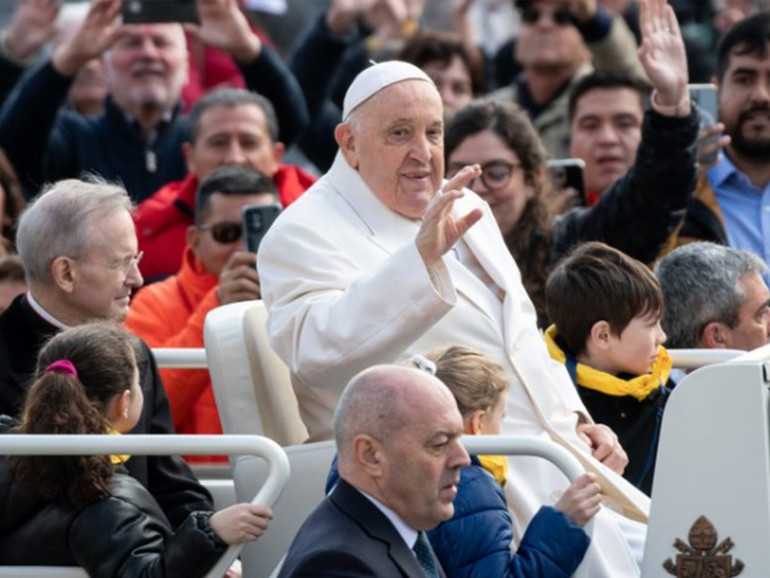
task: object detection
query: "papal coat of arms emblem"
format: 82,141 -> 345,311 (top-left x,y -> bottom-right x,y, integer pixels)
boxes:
663,516 -> 744,578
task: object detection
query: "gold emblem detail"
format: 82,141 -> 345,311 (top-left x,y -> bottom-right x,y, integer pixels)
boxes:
663,516 -> 744,577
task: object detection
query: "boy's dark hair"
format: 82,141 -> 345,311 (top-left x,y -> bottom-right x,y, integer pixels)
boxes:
195,166 -> 278,225
717,12 -> 770,81
545,242 -> 664,355
568,70 -> 652,121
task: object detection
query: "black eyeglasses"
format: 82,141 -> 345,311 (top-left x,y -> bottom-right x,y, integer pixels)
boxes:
199,221 -> 242,244
446,161 -> 522,191
521,6 -> 573,26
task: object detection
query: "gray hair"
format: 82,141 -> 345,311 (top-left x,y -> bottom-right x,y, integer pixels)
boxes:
188,88 -> 280,143
17,177 -> 132,283
654,243 -> 768,348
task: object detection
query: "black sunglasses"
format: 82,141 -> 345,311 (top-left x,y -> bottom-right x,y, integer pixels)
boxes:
199,221 -> 243,244
521,6 -> 572,26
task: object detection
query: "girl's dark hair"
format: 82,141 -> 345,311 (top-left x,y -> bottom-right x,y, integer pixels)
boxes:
11,322 -> 139,507
445,100 -> 554,323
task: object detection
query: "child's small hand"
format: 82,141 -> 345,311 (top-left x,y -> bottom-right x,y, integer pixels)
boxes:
209,503 -> 274,545
555,473 -> 602,527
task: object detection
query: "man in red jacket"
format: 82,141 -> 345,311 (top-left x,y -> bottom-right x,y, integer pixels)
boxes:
134,88 -> 315,284
127,166 -> 278,462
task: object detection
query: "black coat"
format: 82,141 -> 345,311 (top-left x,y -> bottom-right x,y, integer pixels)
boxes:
0,294 -> 212,527
0,465 -> 226,578
549,105 -> 701,267
278,479 -> 446,578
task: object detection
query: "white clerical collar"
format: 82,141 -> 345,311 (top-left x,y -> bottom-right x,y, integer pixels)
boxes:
26,291 -> 69,330
358,489 -> 419,549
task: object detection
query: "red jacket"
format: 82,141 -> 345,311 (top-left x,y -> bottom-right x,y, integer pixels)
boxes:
125,248 -> 223,463
134,165 -> 315,283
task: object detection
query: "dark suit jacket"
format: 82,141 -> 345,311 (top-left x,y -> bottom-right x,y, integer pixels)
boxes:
278,478 -> 445,578
0,294 -> 212,527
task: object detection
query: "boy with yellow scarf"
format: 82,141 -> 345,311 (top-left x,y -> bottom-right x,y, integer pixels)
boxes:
545,242 -> 672,496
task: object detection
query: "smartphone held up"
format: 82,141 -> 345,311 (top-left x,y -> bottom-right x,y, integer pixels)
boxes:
122,0 -> 199,24
242,203 -> 282,254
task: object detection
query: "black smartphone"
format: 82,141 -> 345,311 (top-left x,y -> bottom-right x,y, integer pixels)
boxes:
122,0 -> 199,24
242,203 -> 282,253
547,158 -> 586,206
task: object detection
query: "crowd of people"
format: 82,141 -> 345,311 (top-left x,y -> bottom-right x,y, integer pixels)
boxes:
1,0 -> 770,576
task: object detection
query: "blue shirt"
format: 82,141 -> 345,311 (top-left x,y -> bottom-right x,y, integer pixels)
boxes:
708,155 -> 770,286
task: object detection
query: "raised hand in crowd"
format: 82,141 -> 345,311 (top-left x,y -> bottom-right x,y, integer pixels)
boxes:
3,0 -> 61,62
189,0 -> 262,64
52,0 -> 123,77
637,0 -> 690,117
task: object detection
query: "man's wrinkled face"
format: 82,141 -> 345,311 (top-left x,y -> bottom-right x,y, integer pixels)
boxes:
337,80 -> 445,220
376,380 -> 470,530
515,0 -> 589,72
105,24 -> 187,117
186,104 -> 283,182
69,209 -> 143,323
570,87 -> 643,194
724,271 -> 770,351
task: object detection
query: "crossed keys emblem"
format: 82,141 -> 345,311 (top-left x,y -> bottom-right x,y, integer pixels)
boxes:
663,516 -> 744,578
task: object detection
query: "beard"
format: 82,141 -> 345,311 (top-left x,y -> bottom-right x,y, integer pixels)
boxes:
728,108 -> 770,161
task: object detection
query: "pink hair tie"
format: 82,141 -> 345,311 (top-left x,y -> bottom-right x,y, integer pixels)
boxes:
44,360 -> 78,378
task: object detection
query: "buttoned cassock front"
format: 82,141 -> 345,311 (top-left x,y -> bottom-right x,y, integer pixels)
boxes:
259,152 -> 649,577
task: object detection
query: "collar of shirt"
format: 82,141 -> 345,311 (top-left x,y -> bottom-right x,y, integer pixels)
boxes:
357,488 -> 419,549
707,153 -> 742,190
26,291 -> 68,330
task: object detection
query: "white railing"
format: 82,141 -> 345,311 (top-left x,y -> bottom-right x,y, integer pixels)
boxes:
0,435 -> 290,578
153,347 -> 768,372
152,348 -> 208,368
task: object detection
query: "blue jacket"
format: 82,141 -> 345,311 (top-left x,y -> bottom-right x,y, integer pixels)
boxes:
427,456 -> 590,578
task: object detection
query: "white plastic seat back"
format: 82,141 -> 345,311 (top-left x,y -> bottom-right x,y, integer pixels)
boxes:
642,361 -> 770,577
0,434 -> 289,578
233,440 -> 336,578
204,301 -> 308,445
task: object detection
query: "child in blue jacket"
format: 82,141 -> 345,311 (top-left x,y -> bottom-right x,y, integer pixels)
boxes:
417,346 -> 599,578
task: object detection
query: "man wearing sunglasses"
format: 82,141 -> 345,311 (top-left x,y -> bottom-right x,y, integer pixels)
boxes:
126,166 -> 278,461
490,0 -> 643,159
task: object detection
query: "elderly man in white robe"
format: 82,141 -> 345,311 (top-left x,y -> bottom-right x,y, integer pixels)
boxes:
259,0 -> 689,573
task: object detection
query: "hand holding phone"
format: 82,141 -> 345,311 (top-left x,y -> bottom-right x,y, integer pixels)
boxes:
242,203 -> 282,254
547,158 -> 587,207
689,83 -> 722,166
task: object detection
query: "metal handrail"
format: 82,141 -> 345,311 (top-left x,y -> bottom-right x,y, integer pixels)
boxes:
461,435 -> 593,578
0,434 -> 290,578
152,347 -> 761,371
152,348 -> 208,368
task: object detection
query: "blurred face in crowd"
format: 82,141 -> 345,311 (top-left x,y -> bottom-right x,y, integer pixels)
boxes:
447,129 -> 535,236
188,192 -> 276,276
421,56 -> 474,119
104,24 -> 187,117
570,87 -> 644,194
515,0 -> 589,72
719,46 -> 770,161
69,58 -> 109,116
185,104 -> 284,182
336,80 -> 445,220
